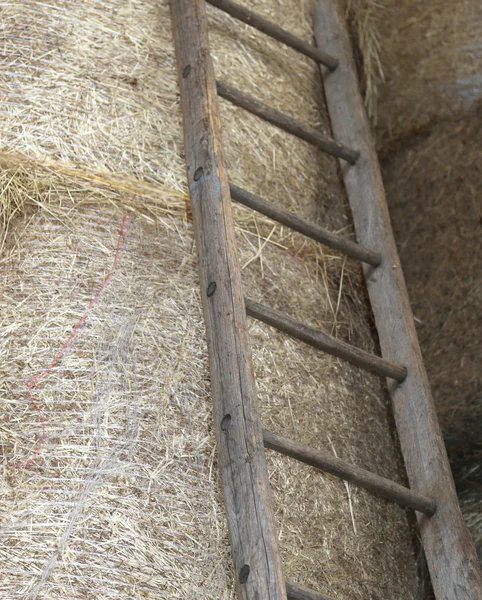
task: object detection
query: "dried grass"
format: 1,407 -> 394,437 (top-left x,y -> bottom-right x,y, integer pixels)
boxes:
373,0 -> 482,148
1,0 -> 420,598
342,0 -> 386,125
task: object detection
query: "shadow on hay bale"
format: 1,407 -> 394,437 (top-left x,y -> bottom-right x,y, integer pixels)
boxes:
382,106 -> 482,558
373,0 -> 482,147
348,0 -> 482,560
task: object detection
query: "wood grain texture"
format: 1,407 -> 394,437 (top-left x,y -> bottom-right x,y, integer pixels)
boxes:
285,581 -> 336,600
216,80 -> 359,164
206,0 -> 338,70
245,299 -> 407,381
230,183 -> 381,266
263,430 -> 436,515
170,1 -> 286,598
314,2 -> 482,598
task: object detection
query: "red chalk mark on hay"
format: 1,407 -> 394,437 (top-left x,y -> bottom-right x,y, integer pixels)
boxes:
13,211 -> 131,469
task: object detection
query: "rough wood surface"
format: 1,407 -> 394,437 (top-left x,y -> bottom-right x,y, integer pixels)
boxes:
206,0 -> 338,70
245,299 -> 407,381
263,430 -> 436,515
230,183 -> 381,266
286,581 -> 336,600
216,80 -> 359,164
314,2 -> 482,598
171,1 -> 286,598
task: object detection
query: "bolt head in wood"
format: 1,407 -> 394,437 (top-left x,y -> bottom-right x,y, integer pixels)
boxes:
221,414 -> 231,431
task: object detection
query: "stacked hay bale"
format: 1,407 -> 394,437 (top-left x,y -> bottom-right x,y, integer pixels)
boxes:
374,0 -> 482,148
344,0 -> 482,148
352,0 -> 482,558
0,1 -> 420,598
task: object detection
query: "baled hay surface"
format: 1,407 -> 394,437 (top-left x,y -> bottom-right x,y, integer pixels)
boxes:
1,195 -> 233,599
339,0 -> 386,125
383,110 -> 482,556
1,0 -> 419,598
373,0 -> 482,148
0,165 -> 418,600
0,0 -> 185,191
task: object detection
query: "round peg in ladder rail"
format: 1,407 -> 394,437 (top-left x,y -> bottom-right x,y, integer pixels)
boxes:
285,581 -> 337,600
263,430 -> 436,516
245,299 -> 407,382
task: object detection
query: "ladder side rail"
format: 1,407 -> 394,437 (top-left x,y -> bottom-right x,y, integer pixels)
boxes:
170,1 -> 287,598
314,3 -> 482,598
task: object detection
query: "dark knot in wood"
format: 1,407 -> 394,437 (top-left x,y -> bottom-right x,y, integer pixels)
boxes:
239,564 -> 250,584
221,414 -> 232,431
193,166 -> 204,181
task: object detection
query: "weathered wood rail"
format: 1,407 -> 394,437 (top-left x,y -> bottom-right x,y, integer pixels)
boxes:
170,1 -> 286,598
170,0 -> 482,598
314,3 -> 482,598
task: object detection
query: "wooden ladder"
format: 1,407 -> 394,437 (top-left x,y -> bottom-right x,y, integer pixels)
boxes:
170,1 -> 482,599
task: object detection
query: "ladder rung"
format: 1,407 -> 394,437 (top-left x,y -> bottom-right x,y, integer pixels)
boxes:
245,299 -> 407,382
206,0 -> 338,71
264,430 -> 436,516
286,580 -> 335,600
230,183 -> 381,266
216,80 -> 359,164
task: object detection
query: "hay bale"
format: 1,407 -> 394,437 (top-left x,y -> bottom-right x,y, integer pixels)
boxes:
382,109 -> 482,557
1,0 -> 420,597
372,0 -> 482,147
338,0 -> 386,127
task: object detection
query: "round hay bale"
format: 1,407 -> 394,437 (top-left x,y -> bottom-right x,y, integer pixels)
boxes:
1,0 -> 420,598
373,0 -> 482,147
382,108 -> 482,557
